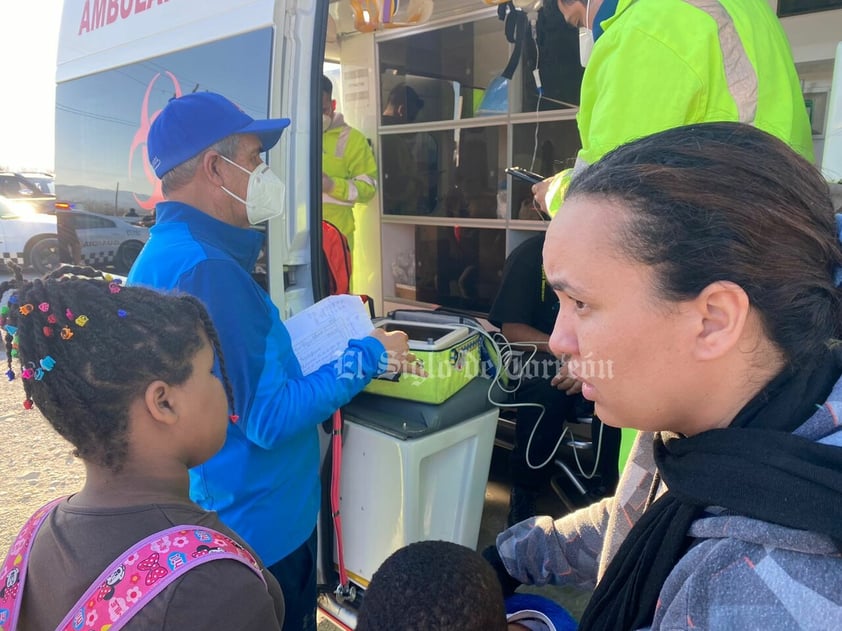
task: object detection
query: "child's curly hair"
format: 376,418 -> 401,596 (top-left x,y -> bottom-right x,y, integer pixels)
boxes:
1,263 -> 234,473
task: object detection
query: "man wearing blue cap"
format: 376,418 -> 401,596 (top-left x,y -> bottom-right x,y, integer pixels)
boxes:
128,91 -> 411,631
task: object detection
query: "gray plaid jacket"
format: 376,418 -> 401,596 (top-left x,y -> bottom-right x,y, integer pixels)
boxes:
497,377 -> 842,630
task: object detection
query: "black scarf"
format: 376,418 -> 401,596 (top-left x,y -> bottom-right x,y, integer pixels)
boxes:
578,347 -> 842,631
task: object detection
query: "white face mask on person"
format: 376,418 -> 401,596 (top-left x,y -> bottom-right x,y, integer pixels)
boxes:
578,0 -> 593,67
219,155 -> 286,225
323,114 -> 333,130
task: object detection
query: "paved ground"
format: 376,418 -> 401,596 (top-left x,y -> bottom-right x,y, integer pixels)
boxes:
0,373 -> 86,556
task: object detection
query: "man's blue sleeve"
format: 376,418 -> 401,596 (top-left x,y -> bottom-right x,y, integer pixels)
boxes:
181,259 -> 386,449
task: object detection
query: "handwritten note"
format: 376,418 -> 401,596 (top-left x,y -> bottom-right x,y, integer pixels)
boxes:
285,294 -> 374,376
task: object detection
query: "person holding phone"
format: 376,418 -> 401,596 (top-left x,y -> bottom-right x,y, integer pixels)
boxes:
507,167 -> 553,221
506,167 -> 545,186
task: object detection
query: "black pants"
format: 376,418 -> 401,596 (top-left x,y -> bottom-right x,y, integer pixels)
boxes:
268,527 -> 318,631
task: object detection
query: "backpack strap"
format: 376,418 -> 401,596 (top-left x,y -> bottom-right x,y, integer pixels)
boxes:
55,525 -> 266,631
0,497 -> 66,631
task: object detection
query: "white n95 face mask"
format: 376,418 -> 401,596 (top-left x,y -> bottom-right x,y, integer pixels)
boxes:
219,156 -> 286,225
579,0 -> 593,67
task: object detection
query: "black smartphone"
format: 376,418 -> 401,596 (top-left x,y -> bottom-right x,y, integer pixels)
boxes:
505,166 -> 545,185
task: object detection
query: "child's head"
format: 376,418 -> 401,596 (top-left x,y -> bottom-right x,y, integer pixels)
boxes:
1,264 -> 234,473
355,540 -> 507,631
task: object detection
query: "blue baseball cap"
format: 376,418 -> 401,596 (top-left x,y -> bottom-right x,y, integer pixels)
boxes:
147,92 -> 291,178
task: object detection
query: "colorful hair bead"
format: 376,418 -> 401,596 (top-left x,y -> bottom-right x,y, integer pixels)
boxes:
60,326 -> 74,340
229,415 -> 240,424
43,326 -> 53,337
21,367 -> 34,380
0,306 -> 8,316
109,282 -> 122,294
40,356 -> 56,371
9,295 -> 18,305
117,309 -> 127,318
34,368 -> 45,381
75,315 -> 89,327
4,325 -> 17,335
23,399 -> 33,410
0,317 -> 5,327
10,349 -> 18,358
65,308 -> 74,320
47,314 -> 57,324
5,369 -> 14,381
19,304 -> 34,316
38,302 -> 50,313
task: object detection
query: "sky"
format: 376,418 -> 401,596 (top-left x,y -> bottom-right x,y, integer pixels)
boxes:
0,1 -> 64,172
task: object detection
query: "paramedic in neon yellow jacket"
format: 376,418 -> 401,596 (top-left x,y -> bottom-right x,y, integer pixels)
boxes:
537,0 -> 814,214
322,75 -> 378,251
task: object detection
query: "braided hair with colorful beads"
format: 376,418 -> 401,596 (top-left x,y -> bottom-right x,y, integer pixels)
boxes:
0,263 -> 236,472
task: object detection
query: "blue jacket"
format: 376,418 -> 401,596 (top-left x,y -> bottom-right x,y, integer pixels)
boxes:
128,201 -> 386,565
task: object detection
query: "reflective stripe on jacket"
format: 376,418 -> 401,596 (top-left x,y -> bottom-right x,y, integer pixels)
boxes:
546,0 -> 813,212
322,114 -> 378,240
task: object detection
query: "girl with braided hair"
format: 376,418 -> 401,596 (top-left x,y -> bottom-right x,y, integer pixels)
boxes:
0,263 -> 284,629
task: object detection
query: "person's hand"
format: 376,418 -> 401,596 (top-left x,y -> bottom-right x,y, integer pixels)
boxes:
551,359 -> 581,395
530,177 -> 552,215
322,172 -> 335,194
369,328 -> 426,376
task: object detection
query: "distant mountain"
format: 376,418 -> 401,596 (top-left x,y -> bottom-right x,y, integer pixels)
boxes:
55,184 -> 154,217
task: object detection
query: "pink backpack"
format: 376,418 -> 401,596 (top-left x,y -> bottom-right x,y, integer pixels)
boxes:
0,498 -> 265,631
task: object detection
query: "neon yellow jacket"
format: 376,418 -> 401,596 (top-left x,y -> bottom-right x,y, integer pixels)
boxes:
546,0 -> 813,212
322,113 -> 378,244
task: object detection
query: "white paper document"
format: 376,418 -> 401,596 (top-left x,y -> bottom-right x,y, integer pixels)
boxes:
284,294 -> 374,376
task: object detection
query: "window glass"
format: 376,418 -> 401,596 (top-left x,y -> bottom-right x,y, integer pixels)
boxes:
517,10 -> 584,114
509,119 -> 580,220
378,17 -> 510,123
777,0 -> 842,16
0,174 -> 39,198
55,28 -> 273,217
415,226 -> 506,313
71,213 -> 114,230
381,125 -> 506,217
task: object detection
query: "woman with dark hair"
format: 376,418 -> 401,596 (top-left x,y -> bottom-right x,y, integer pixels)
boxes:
486,122 -> 842,629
